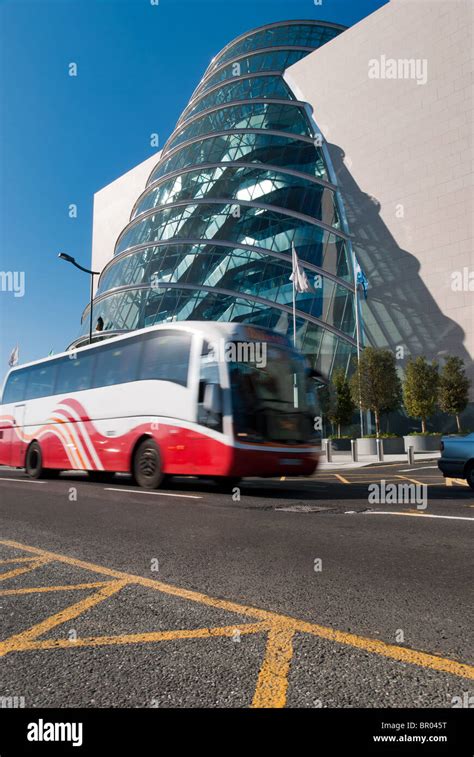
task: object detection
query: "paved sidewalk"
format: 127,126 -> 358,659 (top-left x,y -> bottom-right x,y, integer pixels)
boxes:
318,452 -> 440,470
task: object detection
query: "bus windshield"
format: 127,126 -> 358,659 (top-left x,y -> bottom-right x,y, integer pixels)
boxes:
229,343 -> 317,444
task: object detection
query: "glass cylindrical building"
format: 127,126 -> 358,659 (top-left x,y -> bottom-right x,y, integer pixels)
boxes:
75,20 -> 359,377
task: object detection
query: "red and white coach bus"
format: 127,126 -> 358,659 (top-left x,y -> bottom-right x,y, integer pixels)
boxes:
0,322 -> 319,489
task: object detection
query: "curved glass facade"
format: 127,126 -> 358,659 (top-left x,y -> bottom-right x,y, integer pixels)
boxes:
78,19 -> 358,377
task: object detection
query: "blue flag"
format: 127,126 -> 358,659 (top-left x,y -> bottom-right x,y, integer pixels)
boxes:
353,255 -> 369,299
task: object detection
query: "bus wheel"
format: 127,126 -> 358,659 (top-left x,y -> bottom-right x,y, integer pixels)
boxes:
133,439 -> 164,489
25,441 -> 44,479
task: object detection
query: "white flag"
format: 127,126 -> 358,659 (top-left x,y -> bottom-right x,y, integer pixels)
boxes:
290,242 -> 311,293
8,345 -> 19,367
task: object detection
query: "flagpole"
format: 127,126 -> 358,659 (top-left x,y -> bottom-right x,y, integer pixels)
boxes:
292,277 -> 296,348
354,259 -> 364,438
291,242 -> 297,347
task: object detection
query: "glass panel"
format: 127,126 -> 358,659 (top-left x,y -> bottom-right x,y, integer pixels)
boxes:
164,101 -> 312,154
149,133 -> 327,184
80,289 -> 356,362
182,75 -> 292,124
116,203 -> 349,278
207,24 -> 343,73
135,166 -> 339,226
194,49 -> 310,99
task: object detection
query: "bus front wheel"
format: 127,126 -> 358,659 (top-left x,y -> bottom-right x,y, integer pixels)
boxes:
133,439 -> 164,489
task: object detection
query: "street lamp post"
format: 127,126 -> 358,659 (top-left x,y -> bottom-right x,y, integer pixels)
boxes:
58,253 -> 100,346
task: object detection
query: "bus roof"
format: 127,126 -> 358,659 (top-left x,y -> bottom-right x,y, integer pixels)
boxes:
3,321 -> 292,375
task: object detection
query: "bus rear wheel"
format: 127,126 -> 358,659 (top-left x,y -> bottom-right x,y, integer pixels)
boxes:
133,439 -> 164,489
25,441 -> 60,479
25,442 -> 43,478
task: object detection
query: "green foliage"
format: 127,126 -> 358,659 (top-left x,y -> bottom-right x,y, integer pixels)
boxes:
363,433 -> 400,439
403,357 -> 439,433
407,431 -> 441,436
438,356 -> 470,432
328,368 -> 355,437
350,347 -> 402,435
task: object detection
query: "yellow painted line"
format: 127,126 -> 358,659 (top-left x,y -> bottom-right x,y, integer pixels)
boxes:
291,617 -> 474,680
445,477 -> 468,488
1,540 -> 473,682
0,558 -> 51,582
0,581 -> 111,597
252,626 -> 294,708
13,622 -> 270,652
0,540 -> 278,624
0,556 -> 38,565
0,580 -> 128,657
334,474 -> 350,484
395,475 -> 426,486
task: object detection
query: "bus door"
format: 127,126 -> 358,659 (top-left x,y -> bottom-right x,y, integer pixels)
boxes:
188,340 -> 224,474
10,403 -> 26,467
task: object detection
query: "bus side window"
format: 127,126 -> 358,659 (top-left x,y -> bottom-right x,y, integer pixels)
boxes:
93,340 -> 142,388
25,363 -> 58,400
56,352 -> 95,394
2,370 -> 28,404
140,332 -> 191,387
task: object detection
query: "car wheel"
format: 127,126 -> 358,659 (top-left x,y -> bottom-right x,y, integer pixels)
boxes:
133,439 -> 164,489
25,441 -> 44,479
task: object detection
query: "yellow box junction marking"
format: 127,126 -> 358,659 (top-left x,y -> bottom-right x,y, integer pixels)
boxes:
0,538 -> 473,709
445,477 -> 468,487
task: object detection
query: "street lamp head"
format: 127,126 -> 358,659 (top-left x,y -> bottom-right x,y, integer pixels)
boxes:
58,252 -> 76,264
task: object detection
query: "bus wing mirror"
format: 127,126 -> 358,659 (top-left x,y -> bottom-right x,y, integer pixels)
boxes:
203,383 -> 221,415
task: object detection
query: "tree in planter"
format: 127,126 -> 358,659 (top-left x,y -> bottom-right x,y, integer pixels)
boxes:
438,356 -> 470,432
350,347 -> 402,437
403,356 -> 439,433
328,368 -> 355,438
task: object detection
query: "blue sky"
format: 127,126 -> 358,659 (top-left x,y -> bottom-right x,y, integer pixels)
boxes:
0,0 -> 387,370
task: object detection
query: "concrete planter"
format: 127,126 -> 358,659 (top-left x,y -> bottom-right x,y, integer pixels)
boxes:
356,438 -> 378,455
380,437 -> 404,454
329,438 -> 352,451
403,434 -> 442,452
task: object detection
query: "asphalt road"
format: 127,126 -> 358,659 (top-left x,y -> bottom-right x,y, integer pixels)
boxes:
0,460 -> 472,708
